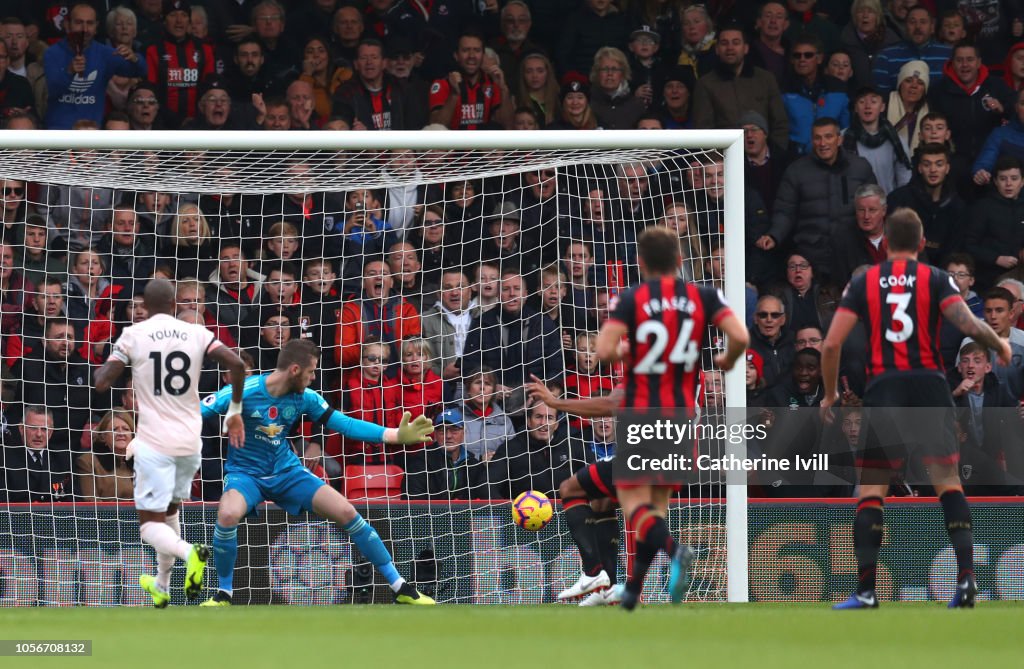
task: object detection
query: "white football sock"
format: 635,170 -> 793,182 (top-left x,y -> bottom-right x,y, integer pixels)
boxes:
155,552 -> 174,592
140,521 -> 191,561
164,510 -> 181,537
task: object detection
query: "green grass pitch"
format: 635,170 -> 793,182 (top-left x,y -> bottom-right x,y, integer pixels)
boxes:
2,602 -> 1022,668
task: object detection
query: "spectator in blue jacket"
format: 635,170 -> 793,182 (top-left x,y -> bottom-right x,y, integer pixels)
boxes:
871,6 -> 951,95
781,35 -> 849,154
973,88 -> 1024,187
43,3 -> 145,129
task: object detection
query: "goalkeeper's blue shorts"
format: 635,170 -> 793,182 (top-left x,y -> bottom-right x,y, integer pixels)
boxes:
224,467 -> 326,515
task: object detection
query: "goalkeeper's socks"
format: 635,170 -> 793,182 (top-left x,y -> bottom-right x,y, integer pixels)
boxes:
593,510 -> 621,585
940,490 -> 974,582
853,497 -> 884,594
140,521 -> 192,561
213,523 -> 238,594
564,498 -> 604,576
343,513 -> 403,589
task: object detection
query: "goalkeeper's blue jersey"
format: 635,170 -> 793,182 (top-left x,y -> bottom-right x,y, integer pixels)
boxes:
201,374 -> 384,477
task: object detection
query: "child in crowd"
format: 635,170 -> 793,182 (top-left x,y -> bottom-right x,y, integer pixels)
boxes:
461,366 -> 516,461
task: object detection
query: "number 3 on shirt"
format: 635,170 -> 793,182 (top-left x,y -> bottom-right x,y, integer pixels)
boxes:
885,292 -> 914,344
634,319 -> 699,374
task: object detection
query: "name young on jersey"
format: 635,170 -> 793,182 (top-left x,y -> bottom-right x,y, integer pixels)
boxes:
147,328 -> 190,342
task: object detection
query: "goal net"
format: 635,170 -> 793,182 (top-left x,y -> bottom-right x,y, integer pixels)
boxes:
0,129 -> 746,606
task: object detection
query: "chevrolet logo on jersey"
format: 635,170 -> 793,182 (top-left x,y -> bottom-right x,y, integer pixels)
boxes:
256,422 -> 284,439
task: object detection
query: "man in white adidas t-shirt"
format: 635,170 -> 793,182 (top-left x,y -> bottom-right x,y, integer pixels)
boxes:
95,279 -> 246,608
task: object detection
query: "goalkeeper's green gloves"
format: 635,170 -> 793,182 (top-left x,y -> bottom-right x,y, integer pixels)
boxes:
391,411 -> 434,444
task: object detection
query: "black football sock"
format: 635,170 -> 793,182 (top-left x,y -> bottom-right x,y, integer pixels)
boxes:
593,509 -> 620,585
854,497 -> 884,594
564,498 -> 603,576
940,490 -> 974,582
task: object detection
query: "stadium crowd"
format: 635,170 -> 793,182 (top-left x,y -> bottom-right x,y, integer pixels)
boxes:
1,0 -> 1024,503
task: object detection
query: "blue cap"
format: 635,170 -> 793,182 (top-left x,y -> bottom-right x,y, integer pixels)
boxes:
434,408 -> 464,428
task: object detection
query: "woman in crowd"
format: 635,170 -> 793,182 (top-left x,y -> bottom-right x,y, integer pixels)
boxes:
549,79 -> 598,130
658,198 -> 705,283
887,60 -> 930,156
299,35 -> 350,120
77,409 -> 135,502
515,52 -> 560,127
676,5 -> 717,78
105,5 -> 141,111
840,0 -> 901,90
160,202 -> 218,279
588,47 -> 647,130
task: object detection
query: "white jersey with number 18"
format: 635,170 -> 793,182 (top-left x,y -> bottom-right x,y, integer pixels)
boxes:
109,313 -> 222,456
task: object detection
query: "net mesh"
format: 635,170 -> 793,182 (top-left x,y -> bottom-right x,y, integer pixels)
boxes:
0,142 -> 732,605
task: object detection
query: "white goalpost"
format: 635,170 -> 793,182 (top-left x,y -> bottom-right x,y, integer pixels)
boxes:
0,129 -> 747,605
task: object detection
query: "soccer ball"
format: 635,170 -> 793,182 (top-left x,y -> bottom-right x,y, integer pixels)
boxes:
511,490 -> 553,531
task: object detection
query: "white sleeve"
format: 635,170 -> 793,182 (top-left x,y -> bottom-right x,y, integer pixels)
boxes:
108,327 -> 133,365
200,325 -> 218,352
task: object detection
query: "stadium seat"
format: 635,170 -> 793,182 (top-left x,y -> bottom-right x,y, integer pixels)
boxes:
344,465 -> 404,501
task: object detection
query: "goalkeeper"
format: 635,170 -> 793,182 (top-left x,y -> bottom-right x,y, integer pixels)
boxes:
199,339 -> 435,606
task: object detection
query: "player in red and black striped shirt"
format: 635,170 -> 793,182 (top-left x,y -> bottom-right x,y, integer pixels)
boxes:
822,208 -> 1010,610
596,227 -> 749,610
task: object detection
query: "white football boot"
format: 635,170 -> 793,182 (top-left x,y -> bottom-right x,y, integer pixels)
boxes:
557,570 -> 611,600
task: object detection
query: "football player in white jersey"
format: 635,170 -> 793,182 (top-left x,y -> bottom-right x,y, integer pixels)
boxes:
96,279 -> 246,607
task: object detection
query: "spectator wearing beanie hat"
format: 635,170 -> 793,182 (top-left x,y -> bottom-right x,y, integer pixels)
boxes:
181,76 -> 257,129
658,65 -> 695,129
886,59 -> 930,155
548,76 -> 597,130
143,0 -> 216,128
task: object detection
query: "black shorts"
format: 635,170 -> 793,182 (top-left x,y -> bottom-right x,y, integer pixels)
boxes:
577,460 -> 617,501
859,374 -> 959,471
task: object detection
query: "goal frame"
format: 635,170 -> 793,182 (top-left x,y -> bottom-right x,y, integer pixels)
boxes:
0,128 -> 749,603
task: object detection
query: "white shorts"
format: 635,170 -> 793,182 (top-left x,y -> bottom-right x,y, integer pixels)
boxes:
131,440 -> 202,512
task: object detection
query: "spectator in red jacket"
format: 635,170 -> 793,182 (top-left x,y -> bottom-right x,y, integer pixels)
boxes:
335,259 -> 421,370
563,331 -> 614,430
384,337 -> 443,443
0,242 -> 32,333
341,337 -> 394,464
